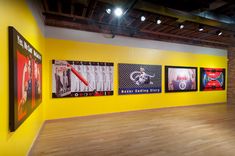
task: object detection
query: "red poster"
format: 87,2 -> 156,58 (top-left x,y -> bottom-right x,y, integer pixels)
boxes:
9,27 -> 42,131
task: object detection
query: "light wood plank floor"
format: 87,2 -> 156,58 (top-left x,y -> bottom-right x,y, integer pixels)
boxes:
30,104 -> 235,156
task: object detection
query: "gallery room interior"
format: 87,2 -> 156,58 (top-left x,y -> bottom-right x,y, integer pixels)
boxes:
1,0 -> 235,155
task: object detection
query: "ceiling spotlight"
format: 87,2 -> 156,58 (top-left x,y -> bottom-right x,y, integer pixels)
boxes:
114,7 -> 123,17
140,16 -> 146,22
199,27 -> 204,31
198,25 -> 204,31
156,19 -> 162,25
106,8 -> 112,14
179,24 -> 184,29
217,30 -> 222,36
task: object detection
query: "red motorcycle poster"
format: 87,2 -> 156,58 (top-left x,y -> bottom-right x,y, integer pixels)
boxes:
9,27 -> 42,131
200,68 -> 225,91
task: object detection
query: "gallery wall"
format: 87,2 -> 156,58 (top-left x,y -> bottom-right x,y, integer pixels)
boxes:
44,37 -> 227,120
0,1 -> 45,155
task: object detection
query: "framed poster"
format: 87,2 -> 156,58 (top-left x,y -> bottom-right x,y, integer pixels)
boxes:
52,60 -> 114,97
9,26 -> 42,131
118,63 -> 162,95
165,66 -> 197,92
200,68 -> 225,91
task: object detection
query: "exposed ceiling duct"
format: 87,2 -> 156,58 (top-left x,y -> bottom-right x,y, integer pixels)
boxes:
133,0 -> 235,31
209,0 -> 227,10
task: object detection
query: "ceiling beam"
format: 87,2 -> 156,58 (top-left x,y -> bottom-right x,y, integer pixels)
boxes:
110,0 -> 139,28
123,0 -> 139,15
71,4 -> 75,15
57,0 -> 62,13
42,0 -> 49,12
85,0 -> 97,18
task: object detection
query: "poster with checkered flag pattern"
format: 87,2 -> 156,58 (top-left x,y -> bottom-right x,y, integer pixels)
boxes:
118,63 -> 162,95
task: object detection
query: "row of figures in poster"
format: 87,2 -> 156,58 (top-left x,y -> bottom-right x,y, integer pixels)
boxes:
52,60 -> 226,98
52,60 -> 114,97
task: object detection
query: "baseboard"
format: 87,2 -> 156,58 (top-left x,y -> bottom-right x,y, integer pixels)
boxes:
45,102 -> 226,123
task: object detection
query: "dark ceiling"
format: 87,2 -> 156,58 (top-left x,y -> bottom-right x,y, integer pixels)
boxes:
40,0 -> 235,49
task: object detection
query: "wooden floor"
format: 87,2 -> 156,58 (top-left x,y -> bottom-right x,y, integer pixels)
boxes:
30,104 -> 235,156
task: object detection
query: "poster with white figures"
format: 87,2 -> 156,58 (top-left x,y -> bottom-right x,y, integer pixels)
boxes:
52,60 -> 114,98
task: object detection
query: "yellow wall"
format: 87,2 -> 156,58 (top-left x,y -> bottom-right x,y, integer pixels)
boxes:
0,1 -> 45,155
0,0 -> 227,155
44,38 -> 227,120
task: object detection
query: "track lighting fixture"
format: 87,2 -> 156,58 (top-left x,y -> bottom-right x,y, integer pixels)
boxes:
140,16 -> 146,22
198,25 -> 204,31
156,19 -> 162,25
179,24 -> 184,29
114,7 -> 123,17
106,8 -> 112,14
216,30 -> 222,36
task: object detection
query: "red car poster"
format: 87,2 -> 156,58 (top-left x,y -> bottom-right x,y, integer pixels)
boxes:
165,66 -> 197,92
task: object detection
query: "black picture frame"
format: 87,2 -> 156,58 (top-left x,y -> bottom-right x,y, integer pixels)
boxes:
9,26 -> 42,131
165,66 -> 198,93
